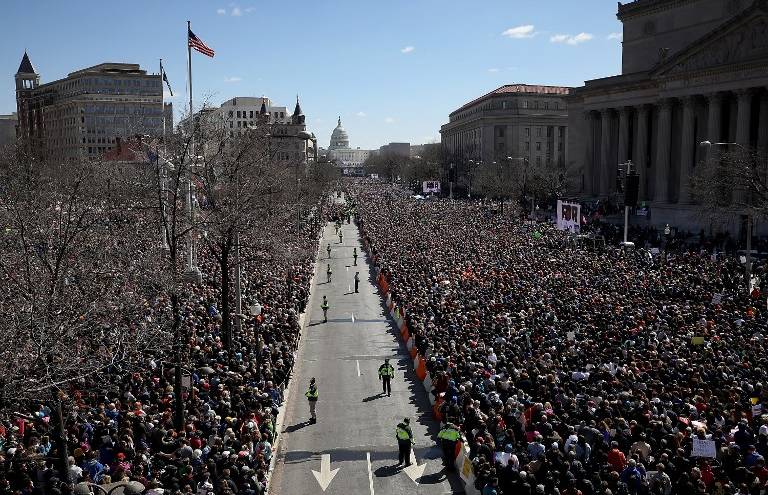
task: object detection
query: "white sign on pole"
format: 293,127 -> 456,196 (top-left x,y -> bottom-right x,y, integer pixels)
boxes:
711,293 -> 722,305
422,180 -> 441,194
556,200 -> 581,233
691,438 -> 717,458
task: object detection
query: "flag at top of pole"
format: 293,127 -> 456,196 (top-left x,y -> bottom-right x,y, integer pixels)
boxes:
188,27 -> 215,57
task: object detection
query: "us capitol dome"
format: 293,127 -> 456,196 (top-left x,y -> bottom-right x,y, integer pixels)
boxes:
329,116 -> 350,150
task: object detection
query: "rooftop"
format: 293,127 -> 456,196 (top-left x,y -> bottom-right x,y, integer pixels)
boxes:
450,84 -> 571,116
68,63 -> 146,77
617,0 -> 701,20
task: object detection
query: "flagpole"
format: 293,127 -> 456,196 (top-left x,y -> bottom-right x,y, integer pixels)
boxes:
187,21 -> 194,130
160,58 -> 166,141
184,20 -> 200,282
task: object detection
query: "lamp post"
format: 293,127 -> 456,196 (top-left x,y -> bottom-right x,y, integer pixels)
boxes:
664,223 -> 671,262
700,140 -> 752,292
467,159 -> 475,198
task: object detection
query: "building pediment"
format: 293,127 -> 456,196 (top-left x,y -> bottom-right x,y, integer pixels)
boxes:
653,1 -> 768,77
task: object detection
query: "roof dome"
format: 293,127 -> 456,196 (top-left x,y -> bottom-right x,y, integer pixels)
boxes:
329,116 -> 350,150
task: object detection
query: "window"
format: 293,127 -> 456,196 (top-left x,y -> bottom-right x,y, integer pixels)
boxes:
559,127 -> 565,138
237,111 -> 241,118
229,111 -> 233,117
536,142 -> 541,151
544,101 -> 549,110
537,127 -> 542,137
558,142 -> 563,151
536,156 -> 542,166
525,142 -> 530,151
522,100 -> 528,109
525,127 -> 530,137
547,126 -> 553,137
496,126 -> 505,138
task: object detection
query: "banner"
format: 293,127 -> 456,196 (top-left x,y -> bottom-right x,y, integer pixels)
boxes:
422,180 -> 441,194
556,200 -> 581,233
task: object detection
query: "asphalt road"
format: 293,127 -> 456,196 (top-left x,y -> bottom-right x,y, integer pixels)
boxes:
269,212 -> 464,495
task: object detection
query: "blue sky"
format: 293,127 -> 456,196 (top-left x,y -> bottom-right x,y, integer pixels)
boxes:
0,0 -> 623,150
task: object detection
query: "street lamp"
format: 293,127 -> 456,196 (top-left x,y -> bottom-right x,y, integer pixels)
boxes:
663,223 -> 671,262
75,481 -> 145,495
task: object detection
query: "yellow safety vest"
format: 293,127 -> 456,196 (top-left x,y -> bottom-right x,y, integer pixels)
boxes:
396,425 -> 411,441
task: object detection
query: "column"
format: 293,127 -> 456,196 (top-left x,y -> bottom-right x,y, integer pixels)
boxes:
758,90 -> 768,153
634,105 -> 649,201
678,96 -> 696,204
600,109 -> 613,196
583,111 -> 594,195
734,89 -> 753,205
654,99 -> 673,203
617,107 -> 630,164
706,93 -> 722,143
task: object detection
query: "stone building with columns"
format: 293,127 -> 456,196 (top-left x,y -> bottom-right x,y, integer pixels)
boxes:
568,0 -> 768,233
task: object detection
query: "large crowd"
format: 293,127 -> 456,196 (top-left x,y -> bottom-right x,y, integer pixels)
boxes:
0,198 -> 348,495
353,182 -> 768,495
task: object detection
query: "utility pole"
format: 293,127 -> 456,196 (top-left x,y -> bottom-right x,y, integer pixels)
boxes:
234,230 -> 242,335
746,214 -> 753,293
449,163 -> 454,200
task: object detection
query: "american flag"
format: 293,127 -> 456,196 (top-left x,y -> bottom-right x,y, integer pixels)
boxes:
188,29 -> 215,57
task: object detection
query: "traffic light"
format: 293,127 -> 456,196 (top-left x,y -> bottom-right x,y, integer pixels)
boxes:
625,173 -> 639,207
616,167 -> 625,193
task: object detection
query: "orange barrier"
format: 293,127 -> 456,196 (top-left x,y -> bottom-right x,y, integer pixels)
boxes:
433,395 -> 444,421
400,323 -> 409,341
409,346 -> 417,358
415,355 -> 427,381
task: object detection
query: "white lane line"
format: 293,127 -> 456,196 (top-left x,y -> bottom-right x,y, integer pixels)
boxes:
348,284 -> 351,293
351,312 -> 355,323
366,452 -> 375,495
356,360 -> 361,377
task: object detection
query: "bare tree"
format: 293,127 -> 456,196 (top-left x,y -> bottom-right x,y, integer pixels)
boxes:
691,148 -> 768,216
0,146 -> 175,477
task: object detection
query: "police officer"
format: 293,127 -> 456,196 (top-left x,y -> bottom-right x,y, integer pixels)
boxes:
305,378 -> 318,423
395,418 -> 414,466
354,271 -> 360,293
321,296 -> 329,323
338,230 -> 343,244
326,263 -> 333,284
378,358 -> 394,396
353,247 -> 358,266
437,422 -> 461,471
326,243 -> 331,259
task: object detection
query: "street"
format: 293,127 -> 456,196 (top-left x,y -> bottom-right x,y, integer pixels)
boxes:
269,215 -> 463,495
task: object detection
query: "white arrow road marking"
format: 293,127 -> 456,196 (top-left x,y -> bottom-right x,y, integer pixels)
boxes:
402,449 -> 426,484
366,452 -> 375,495
311,454 -> 340,492
356,360 -> 361,377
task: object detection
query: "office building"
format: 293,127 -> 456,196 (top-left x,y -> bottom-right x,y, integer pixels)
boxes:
15,53 -> 166,160
440,84 -> 570,168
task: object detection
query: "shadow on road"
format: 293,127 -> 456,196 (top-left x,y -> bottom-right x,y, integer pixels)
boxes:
283,420 -> 312,433
373,464 -> 402,478
362,393 -> 384,403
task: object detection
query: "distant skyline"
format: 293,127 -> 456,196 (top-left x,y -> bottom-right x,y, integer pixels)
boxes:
0,0 -> 623,149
